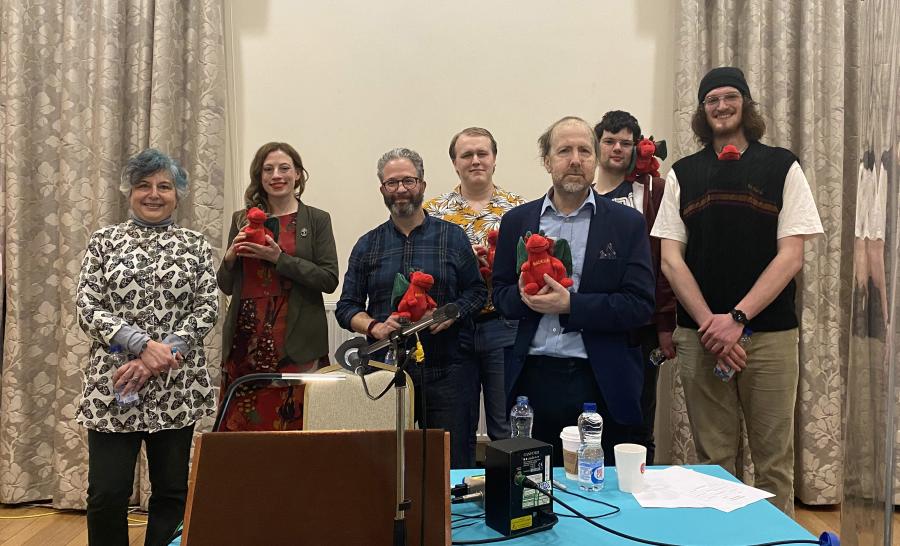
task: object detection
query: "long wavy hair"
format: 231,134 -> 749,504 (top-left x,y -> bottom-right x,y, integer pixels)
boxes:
245,142 -> 309,211
690,96 -> 766,146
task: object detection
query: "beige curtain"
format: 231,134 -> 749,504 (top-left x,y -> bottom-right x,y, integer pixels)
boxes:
660,0 -> 859,505
0,0 -> 226,509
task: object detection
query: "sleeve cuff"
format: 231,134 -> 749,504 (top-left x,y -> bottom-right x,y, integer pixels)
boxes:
162,334 -> 190,355
112,325 -> 151,356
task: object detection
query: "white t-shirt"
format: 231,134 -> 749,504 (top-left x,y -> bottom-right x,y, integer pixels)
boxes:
651,161 -> 824,243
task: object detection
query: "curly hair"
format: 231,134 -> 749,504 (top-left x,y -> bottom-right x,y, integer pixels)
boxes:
120,148 -> 189,200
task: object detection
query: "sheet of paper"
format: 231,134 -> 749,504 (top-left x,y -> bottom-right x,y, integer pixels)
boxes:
632,466 -> 774,512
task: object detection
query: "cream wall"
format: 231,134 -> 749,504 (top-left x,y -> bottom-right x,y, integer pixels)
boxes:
224,0 -> 676,296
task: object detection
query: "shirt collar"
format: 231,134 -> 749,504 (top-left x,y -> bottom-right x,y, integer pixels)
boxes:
540,188 -> 597,216
450,183 -> 505,208
388,209 -> 431,236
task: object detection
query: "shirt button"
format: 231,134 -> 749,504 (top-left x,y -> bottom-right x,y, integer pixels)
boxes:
552,328 -> 558,333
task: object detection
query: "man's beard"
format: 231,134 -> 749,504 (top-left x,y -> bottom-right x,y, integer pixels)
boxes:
556,174 -> 590,195
384,192 -> 424,217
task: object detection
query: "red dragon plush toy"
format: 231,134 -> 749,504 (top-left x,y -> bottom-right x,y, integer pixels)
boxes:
626,136 -> 668,181
475,229 -> 500,280
519,233 -> 573,296
241,207 -> 273,245
391,271 -> 437,322
717,144 -> 741,161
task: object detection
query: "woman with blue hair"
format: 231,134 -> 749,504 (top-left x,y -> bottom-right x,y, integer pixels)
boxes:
75,148 -> 219,545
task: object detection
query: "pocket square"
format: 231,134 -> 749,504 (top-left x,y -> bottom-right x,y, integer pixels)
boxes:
598,242 -> 617,259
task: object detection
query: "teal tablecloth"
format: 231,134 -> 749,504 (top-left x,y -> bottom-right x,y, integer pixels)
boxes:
170,465 -> 823,545
449,465 -> 821,546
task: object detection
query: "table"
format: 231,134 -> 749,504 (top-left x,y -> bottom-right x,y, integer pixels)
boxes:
450,465 -> 822,546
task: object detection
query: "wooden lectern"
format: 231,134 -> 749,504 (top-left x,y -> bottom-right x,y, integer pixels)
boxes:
182,430 -> 450,545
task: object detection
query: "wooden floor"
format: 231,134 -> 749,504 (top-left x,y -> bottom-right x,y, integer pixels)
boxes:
0,502 -> 890,545
0,506 -> 147,545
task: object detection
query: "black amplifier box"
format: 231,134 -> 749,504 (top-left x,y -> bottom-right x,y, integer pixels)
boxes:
484,437 -> 554,536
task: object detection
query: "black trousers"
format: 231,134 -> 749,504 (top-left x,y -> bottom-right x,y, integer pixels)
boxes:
634,324 -> 661,465
510,355 -> 631,467
87,425 -> 194,546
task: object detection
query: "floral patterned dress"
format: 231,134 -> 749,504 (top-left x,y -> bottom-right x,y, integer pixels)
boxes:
75,221 -> 219,433
219,212 -> 319,431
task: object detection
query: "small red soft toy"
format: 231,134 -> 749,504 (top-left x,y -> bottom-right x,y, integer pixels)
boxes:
475,230 -> 500,280
520,233 -> 573,296
392,271 -> 437,322
717,144 -> 741,161
241,207 -> 273,245
486,230 -> 499,270
626,136 -> 667,181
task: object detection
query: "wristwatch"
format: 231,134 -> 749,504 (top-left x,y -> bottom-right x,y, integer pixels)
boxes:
730,308 -> 749,326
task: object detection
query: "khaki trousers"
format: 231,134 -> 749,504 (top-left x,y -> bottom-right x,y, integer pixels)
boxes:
674,327 -> 799,516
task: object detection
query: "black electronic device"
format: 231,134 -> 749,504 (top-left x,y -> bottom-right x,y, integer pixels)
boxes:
484,437 -> 554,536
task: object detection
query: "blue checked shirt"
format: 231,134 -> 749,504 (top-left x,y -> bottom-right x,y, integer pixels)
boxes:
336,213 -> 487,359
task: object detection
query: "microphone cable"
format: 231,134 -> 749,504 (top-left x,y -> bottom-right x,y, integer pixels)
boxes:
516,475 -> 826,546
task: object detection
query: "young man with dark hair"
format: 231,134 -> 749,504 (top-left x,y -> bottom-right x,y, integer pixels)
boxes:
593,110 -> 676,465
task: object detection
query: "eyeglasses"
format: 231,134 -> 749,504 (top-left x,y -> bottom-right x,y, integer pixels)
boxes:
703,92 -> 743,107
381,177 -> 421,192
600,138 -> 635,150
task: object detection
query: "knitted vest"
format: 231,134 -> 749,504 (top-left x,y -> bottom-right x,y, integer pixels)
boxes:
673,141 -> 798,331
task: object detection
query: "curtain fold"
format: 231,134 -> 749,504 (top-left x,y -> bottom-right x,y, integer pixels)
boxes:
0,0 -> 226,509
663,0 -> 858,505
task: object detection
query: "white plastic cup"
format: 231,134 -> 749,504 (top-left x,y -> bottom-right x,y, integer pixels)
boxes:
559,426 -> 580,480
614,443 -> 647,493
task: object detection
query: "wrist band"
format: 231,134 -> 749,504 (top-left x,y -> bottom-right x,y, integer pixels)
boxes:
366,320 -> 379,337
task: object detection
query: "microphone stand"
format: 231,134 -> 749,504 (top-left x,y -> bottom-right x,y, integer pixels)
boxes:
389,328 -> 412,546
335,304 -> 459,546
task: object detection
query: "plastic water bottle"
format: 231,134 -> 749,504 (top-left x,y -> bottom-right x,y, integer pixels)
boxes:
649,347 -> 667,367
714,328 -> 753,382
111,345 -> 139,408
577,402 -> 604,491
509,396 -> 534,438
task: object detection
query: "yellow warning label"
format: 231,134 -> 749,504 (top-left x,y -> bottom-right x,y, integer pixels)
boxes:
510,515 -> 532,531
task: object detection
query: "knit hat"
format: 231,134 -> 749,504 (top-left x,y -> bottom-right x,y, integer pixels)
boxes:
697,67 -> 751,104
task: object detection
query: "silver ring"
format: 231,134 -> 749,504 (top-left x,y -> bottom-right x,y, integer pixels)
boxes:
130,378 -> 139,383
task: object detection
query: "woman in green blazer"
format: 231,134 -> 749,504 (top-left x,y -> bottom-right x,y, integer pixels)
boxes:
216,142 -> 339,431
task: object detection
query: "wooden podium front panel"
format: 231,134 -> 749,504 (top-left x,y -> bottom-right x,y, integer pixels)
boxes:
183,430 -> 449,546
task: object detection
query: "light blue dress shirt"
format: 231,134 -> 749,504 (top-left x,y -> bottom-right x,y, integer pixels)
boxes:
527,190 -> 596,359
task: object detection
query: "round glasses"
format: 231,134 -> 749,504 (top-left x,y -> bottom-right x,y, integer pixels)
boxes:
381,177 -> 421,192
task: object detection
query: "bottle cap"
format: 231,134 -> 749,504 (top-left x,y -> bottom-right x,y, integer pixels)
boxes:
516,395 -> 529,405
583,402 -> 597,412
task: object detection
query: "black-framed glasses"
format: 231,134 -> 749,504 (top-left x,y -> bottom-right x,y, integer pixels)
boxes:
381,176 -> 421,192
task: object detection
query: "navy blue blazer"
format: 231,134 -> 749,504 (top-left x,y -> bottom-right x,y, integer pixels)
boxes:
492,192 -> 655,425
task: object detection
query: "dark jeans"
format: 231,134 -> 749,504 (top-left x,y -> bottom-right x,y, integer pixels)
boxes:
87,425 -> 194,546
634,324 -> 661,465
405,355 -> 471,469
458,316 -> 518,459
510,355 -> 631,467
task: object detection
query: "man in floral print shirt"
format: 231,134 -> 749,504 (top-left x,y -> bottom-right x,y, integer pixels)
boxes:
425,127 -> 525,462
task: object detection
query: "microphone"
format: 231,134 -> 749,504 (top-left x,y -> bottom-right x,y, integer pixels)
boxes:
335,337 -> 369,374
334,303 -> 462,374
365,303 -> 461,355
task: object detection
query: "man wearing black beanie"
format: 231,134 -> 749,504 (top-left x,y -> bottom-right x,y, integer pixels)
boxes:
651,66 -> 823,515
